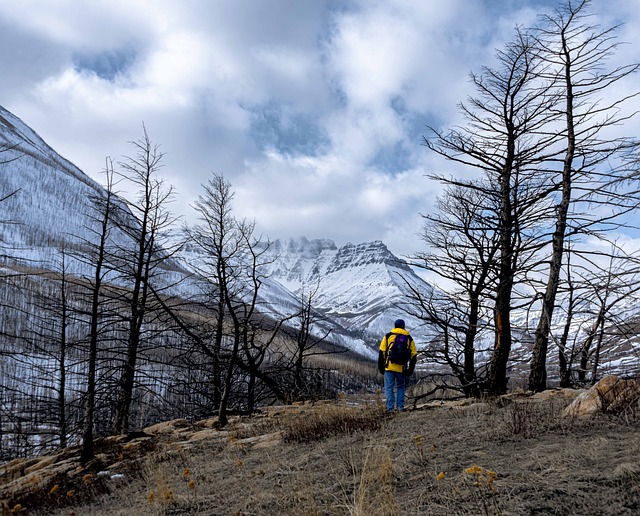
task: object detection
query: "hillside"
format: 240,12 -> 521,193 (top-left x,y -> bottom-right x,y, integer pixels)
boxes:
2,387 -> 639,515
0,103 -> 434,360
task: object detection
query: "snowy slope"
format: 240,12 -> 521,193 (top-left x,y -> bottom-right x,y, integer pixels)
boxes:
0,105 -> 107,269
177,242 -> 377,359
5,103 -> 635,375
0,105 -> 382,358
258,238 -> 434,345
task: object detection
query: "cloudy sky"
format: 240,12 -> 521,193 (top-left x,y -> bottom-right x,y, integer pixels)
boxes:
1,0 -> 639,257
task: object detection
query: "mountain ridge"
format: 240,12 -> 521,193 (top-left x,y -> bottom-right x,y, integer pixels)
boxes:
1,104 -> 431,359
258,237 -> 432,345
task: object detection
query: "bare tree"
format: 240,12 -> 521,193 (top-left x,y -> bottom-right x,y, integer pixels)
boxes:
110,127 -> 179,434
411,183 -> 499,396
186,174 -> 237,418
53,248 -> 70,449
570,244 -> 640,384
187,173 -> 274,425
425,28 -> 561,394
80,162 -> 116,461
217,217 -> 264,425
283,282 -> 335,402
528,0 -> 640,391
552,244 -> 578,387
241,317 -> 275,412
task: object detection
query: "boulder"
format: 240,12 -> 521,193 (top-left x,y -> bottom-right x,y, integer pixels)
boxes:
562,375 -> 640,419
144,418 -> 191,434
188,428 -> 224,442
529,388 -> 581,403
236,431 -> 283,449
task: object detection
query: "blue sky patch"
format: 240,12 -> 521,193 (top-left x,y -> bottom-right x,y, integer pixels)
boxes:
368,139 -> 414,176
249,103 -> 330,157
73,47 -> 137,81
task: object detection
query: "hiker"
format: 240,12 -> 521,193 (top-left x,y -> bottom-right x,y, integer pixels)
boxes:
378,319 -> 417,412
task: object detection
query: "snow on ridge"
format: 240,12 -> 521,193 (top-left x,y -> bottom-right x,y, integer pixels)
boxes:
259,237 -> 434,347
0,104 -> 103,193
0,105 -> 422,360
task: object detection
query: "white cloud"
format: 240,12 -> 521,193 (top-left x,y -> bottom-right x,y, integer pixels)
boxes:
2,0 -> 639,259
0,0 -> 159,49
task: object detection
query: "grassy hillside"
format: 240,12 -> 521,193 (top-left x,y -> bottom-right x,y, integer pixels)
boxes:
4,389 -> 639,515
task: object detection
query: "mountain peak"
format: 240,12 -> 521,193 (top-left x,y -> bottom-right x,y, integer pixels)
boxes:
281,237 -> 337,255
326,240 -> 410,274
258,237 -> 430,343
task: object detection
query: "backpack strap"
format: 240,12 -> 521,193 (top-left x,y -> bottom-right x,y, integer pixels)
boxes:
384,332 -> 393,366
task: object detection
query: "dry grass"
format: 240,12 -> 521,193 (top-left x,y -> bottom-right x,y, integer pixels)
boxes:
280,399 -> 388,443
21,394 -> 640,516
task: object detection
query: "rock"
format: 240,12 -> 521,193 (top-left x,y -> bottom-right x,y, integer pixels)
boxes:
0,458 -> 40,484
188,428 -> 222,442
244,432 -> 283,449
562,375 -> 640,418
194,416 -> 220,428
24,455 -> 61,475
529,388 -> 582,402
144,418 -> 191,434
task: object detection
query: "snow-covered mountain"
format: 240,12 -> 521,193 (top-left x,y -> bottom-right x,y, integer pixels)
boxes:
0,105 -> 433,359
2,104 -> 639,378
259,238 -> 433,344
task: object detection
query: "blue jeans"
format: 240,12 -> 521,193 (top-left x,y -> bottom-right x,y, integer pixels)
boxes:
384,371 -> 406,412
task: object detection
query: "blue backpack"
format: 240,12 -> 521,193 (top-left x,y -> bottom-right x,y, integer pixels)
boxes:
387,333 -> 411,365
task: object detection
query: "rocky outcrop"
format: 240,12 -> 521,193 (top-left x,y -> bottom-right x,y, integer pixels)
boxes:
325,241 -> 411,274
562,375 -> 640,418
0,402 -> 319,514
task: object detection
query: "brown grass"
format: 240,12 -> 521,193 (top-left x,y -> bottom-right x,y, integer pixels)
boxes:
24,391 -> 640,516
280,399 -> 388,443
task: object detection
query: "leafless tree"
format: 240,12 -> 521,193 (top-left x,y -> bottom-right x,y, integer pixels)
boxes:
186,173 -> 275,425
79,161 -> 116,461
282,282 -> 336,402
186,174 -> 238,419
528,0 -> 640,391
411,184 -> 499,396
109,127 -> 180,434
424,28 -> 561,394
567,243 -> 640,384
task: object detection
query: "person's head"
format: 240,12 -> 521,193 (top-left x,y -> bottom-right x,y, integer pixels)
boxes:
394,319 -> 405,329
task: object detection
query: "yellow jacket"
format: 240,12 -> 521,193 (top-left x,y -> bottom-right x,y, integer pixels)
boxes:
379,328 -> 417,373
